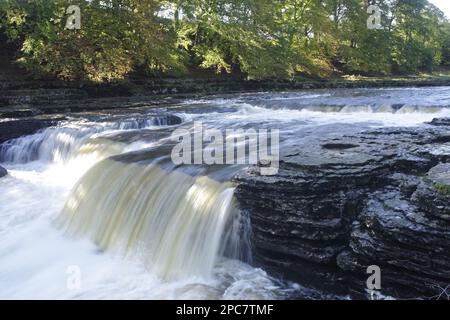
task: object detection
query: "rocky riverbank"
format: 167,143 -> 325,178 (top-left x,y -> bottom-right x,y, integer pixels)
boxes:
1,76 -> 450,119
234,118 -> 450,299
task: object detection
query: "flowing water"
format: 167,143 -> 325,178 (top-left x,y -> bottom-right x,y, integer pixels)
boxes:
0,87 -> 449,299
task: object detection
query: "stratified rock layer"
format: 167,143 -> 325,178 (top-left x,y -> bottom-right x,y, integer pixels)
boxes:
234,119 -> 450,299
0,118 -> 65,143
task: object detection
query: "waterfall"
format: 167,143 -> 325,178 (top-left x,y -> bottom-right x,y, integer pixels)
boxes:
1,114 -> 249,282
0,115 -> 181,164
57,157 -> 243,280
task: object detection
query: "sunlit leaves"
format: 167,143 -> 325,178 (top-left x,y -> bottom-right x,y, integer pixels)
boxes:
0,0 -> 448,80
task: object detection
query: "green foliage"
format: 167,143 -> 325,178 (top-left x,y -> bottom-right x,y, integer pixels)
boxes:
0,0 -> 449,81
433,182 -> 450,195
390,0 -> 446,73
0,0 -> 182,81
441,22 -> 450,65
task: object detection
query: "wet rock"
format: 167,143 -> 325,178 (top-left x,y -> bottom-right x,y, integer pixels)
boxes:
429,117 -> 450,127
0,165 -> 6,178
0,118 -> 64,143
151,114 -> 182,126
234,118 -> 450,299
412,164 -> 450,222
321,143 -> 359,150
110,114 -> 182,129
341,189 -> 450,298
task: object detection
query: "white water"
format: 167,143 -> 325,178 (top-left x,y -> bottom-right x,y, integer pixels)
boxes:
1,87 -> 449,299
205,103 -> 450,127
0,118 -> 284,299
58,159 -> 239,281
0,118 -> 170,164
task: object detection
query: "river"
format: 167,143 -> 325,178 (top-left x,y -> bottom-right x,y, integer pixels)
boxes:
1,87 -> 449,299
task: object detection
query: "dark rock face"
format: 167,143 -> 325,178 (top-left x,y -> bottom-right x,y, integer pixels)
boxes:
413,164 -> 450,222
0,165 -> 6,178
150,114 -> 183,126
234,119 -> 450,299
0,118 -> 64,144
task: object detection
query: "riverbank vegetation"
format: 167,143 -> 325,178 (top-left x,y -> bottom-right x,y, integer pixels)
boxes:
0,0 -> 449,82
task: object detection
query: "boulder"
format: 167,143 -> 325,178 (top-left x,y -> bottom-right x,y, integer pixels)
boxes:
0,165 -> 7,178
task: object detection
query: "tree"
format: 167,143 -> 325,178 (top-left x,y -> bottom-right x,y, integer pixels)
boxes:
441,22 -> 450,65
391,0 -> 445,73
0,0 -> 448,80
0,0 -> 182,81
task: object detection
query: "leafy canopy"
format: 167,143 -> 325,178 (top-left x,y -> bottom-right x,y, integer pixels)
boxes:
0,0 -> 448,81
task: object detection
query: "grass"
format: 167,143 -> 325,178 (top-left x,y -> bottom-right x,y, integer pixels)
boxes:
433,182 -> 450,195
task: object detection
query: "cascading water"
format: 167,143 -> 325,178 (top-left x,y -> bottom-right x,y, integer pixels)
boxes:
57,158 -> 242,280
0,110 -> 278,299
1,86 -> 450,299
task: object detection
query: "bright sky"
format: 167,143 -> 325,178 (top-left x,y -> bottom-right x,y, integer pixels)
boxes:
429,0 -> 450,18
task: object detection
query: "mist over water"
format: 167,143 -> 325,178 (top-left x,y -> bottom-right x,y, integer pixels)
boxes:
1,87 -> 449,299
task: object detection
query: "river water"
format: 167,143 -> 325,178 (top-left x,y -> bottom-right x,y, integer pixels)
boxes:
0,87 -> 449,299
